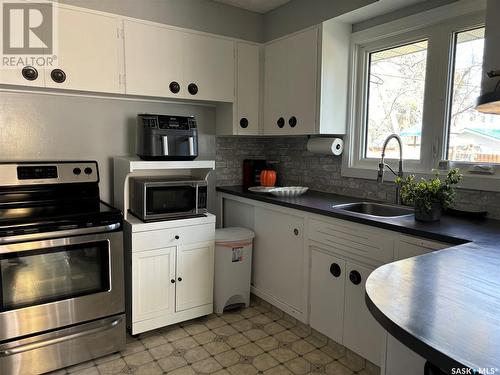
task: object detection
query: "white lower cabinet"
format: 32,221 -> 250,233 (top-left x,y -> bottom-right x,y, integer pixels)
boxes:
343,261 -> 386,366
310,248 -> 345,344
132,247 -> 176,322
126,220 -> 215,335
385,334 -> 426,375
176,242 -> 215,312
252,206 -> 306,321
218,194 -> 455,369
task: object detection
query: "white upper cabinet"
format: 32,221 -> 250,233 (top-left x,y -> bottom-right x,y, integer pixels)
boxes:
264,20 -> 350,135
124,20 -> 234,102
45,7 -> 123,93
182,33 -> 234,102
124,20 -> 184,98
264,37 -> 289,135
235,42 -> 261,135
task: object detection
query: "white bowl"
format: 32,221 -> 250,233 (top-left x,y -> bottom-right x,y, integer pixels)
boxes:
269,187 -> 309,198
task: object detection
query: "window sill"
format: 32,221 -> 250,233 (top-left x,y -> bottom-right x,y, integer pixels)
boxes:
341,166 -> 500,193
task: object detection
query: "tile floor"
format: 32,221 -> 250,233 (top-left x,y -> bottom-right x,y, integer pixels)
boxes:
48,298 -> 380,375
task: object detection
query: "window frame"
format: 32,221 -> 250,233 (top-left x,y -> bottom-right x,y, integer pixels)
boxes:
342,3 -> 497,190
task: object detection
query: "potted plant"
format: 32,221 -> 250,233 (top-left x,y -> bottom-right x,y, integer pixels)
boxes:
395,168 -> 463,222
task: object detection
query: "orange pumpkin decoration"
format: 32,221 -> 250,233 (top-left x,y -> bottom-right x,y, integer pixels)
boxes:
260,170 -> 277,187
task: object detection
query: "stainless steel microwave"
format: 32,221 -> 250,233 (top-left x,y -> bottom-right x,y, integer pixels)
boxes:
129,177 -> 207,222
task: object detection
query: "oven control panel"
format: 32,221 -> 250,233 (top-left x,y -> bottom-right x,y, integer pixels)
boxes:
0,162 -> 99,186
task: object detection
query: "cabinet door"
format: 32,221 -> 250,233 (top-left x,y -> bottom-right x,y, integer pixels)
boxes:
253,206 -> 305,317
286,28 -> 318,135
235,42 -> 260,135
176,241 -> 215,312
132,247 -> 176,322
310,248 -> 345,344
45,7 -> 123,93
124,20 -> 184,98
396,236 -> 450,260
182,33 -> 234,102
343,262 -> 386,366
385,334 -> 426,375
263,38 -> 288,135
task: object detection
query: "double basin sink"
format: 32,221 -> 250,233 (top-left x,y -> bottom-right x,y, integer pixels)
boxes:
332,202 -> 413,218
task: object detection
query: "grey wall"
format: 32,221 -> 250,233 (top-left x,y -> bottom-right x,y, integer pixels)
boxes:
60,0 -> 264,42
263,0 -> 375,41
0,91 -> 216,206
352,0 -> 458,32
216,137 -> 500,219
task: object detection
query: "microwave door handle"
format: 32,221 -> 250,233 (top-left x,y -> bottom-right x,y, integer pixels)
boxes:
188,136 -> 195,156
162,136 -> 169,156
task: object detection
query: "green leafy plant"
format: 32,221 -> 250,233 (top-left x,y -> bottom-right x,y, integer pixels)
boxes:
395,168 -> 463,212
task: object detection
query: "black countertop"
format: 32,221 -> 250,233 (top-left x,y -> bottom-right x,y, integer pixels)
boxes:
217,185 -> 500,372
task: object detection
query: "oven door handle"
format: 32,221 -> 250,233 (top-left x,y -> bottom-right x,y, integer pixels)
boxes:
0,223 -> 121,245
0,317 -> 123,357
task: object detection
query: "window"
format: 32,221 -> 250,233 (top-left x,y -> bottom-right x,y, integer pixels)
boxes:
365,41 -> 428,160
345,6 -> 498,187
447,27 -> 500,163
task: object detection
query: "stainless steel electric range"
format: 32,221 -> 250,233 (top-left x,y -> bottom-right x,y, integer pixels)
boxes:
0,161 -> 125,375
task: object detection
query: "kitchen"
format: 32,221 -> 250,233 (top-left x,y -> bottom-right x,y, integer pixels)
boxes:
0,0 -> 499,374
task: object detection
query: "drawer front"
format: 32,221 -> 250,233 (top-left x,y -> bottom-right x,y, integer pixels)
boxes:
132,223 -> 215,252
308,218 -> 394,263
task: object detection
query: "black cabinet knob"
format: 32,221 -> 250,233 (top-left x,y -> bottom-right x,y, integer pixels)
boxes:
177,277 -> 182,282
73,168 -> 81,175
169,81 -> 180,94
22,66 -> 38,81
240,118 -> 249,129
171,279 -> 175,284
188,83 -> 198,95
330,263 -> 341,278
289,116 -> 297,128
293,228 -> 299,236
50,69 -> 66,83
349,270 -> 362,285
175,235 -> 180,240
84,167 -> 92,175
277,117 -> 285,128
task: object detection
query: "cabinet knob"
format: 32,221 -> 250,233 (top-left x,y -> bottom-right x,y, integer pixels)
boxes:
171,279 -> 175,284
21,66 -> 38,81
288,116 -> 297,128
240,118 -> 249,129
293,228 -> 299,236
329,263 -> 341,278
188,83 -> 198,95
349,270 -> 362,285
175,235 -> 180,240
177,277 -> 182,282
169,81 -> 180,94
50,69 -> 66,83
277,117 -> 285,128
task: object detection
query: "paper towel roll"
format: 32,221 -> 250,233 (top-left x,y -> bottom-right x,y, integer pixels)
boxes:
306,137 -> 344,156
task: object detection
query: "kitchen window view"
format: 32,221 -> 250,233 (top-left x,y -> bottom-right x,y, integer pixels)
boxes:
447,27 -> 500,163
365,40 -> 428,160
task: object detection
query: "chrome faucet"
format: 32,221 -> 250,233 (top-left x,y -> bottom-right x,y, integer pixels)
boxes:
377,134 -> 404,205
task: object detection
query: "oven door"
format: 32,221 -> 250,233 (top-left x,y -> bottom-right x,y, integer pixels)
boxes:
0,230 -> 124,342
144,183 -> 199,221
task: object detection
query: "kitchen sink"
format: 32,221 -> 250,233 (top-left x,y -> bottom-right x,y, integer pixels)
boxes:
333,202 -> 414,218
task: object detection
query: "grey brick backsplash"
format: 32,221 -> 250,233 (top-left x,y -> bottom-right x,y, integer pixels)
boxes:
216,136 -> 500,220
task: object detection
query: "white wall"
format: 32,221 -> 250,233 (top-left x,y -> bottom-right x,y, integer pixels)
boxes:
0,91 -> 216,206
60,0 -> 264,42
